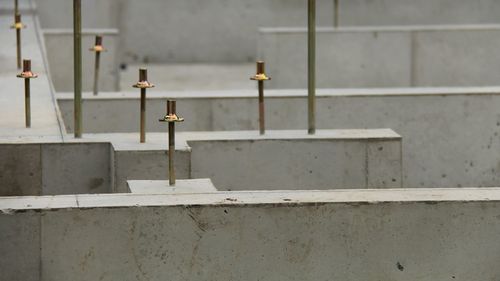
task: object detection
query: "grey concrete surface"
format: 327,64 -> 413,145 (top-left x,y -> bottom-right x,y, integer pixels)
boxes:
127,179 -> 217,194
36,0 -> 121,29
0,13 -> 63,140
36,0 -> 334,63
0,143 -> 113,196
41,143 -> 113,195
0,144 -> 41,196
43,29 -> 119,92
3,188 -> 500,280
73,130 -> 400,192
120,63 -> 255,91
258,25 -> 500,88
189,136 -> 402,190
338,0 -> 500,26
57,87 -> 500,189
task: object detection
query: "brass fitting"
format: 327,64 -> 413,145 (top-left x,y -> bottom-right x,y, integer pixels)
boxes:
89,35 -> 106,53
250,61 -> 271,81
10,14 -> 26,30
132,68 -> 155,89
159,100 -> 184,123
17,60 -> 38,79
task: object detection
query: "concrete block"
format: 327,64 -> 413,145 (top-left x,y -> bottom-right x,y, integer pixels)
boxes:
127,179 -> 217,194
55,88 -> 500,189
113,149 -> 191,193
43,29 -> 119,92
188,130 -> 402,190
0,144 -> 41,196
1,188 -> 499,280
0,212 -> 40,281
41,143 -> 113,195
258,25 -> 500,88
367,140 -> 403,188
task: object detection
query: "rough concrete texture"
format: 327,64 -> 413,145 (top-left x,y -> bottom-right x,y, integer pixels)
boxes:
3,188 -> 500,280
43,29 -> 119,92
127,179 -> 217,194
56,87 -> 500,189
338,0 -> 500,26
258,25 -> 500,88
190,138 -> 401,190
0,144 -> 41,196
0,143 -> 113,196
41,143 -> 113,195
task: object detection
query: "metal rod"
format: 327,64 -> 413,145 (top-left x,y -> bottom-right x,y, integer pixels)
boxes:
73,0 -> 82,138
92,35 -> 102,96
140,88 -> 146,143
22,60 -> 31,127
15,14 -> 21,69
167,100 -> 176,186
257,62 -> 265,135
334,0 -> 339,27
14,0 -> 18,16
308,0 -> 316,135
139,68 -> 147,143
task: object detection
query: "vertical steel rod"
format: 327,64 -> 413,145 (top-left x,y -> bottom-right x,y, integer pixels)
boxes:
167,101 -> 176,186
257,62 -> 265,135
139,69 -> 147,143
15,14 -> 21,69
73,0 -> 82,138
308,0 -> 316,134
92,36 -> 102,96
25,78 -> 30,127
14,0 -> 18,16
334,0 -> 339,27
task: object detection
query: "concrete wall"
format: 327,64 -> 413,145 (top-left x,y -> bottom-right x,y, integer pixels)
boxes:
3,188 -> 500,280
189,137 -> 401,190
36,0 -> 334,63
56,88 -> 500,189
0,143 -> 113,196
43,29 -> 119,92
258,25 -> 500,88
338,0 -> 500,26
113,149 -> 191,193
36,0 -> 121,29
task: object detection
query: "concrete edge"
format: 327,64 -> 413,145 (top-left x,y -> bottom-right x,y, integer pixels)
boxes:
2,187 -> 500,211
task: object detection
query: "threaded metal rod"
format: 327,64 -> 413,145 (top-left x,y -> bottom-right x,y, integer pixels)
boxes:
24,78 -> 30,128
140,88 -> 146,143
73,0 -> 82,138
308,0 -> 316,135
167,100 -> 176,186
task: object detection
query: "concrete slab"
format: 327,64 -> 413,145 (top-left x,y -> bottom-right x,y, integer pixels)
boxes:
3,188 -> 500,280
127,179 -> 217,194
0,14 -> 63,140
258,25 -> 500,88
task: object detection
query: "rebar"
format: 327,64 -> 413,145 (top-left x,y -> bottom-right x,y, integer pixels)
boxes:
90,35 -> 105,96
159,100 -> 184,186
132,68 -> 154,143
16,59 -> 38,128
308,0 -> 316,135
250,61 -> 271,135
73,0 -> 82,138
